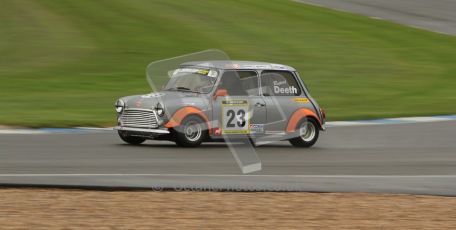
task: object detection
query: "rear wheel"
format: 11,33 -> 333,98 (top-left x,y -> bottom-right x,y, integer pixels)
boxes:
289,118 -> 319,148
175,115 -> 207,147
118,131 -> 146,145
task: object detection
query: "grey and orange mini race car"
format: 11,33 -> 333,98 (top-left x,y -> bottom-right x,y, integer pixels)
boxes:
114,61 -> 326,147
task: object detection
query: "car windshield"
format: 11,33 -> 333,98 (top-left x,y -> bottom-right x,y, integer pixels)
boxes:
164,68 -> 218,93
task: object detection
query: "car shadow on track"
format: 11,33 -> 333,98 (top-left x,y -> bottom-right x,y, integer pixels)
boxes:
113,142 -> 326,150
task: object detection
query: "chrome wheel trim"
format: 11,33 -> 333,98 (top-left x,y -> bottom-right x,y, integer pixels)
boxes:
299,121 -> 316,142
184,121 -> 202,142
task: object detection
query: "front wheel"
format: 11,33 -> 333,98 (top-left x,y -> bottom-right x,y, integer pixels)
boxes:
289,118 -> 319,148
118,131 -> 146,145
174,115 -> 208,147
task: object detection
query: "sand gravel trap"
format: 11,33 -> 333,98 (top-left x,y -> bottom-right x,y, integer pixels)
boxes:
1,189 -> 456,229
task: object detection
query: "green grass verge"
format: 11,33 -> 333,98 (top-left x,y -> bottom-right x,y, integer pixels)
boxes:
1,0 -> 455,127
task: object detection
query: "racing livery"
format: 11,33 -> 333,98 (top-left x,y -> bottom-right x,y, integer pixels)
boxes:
114,61 -> 326,147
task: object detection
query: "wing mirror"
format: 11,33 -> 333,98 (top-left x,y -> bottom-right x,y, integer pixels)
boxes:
213,89 -> 228,100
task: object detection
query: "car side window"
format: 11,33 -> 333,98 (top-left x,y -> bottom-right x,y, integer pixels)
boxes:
217,71 -> 259,96
260,70 -> 301,96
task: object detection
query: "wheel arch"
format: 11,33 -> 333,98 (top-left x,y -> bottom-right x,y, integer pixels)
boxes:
164,106 -> 212,134
286,108 -> 322,132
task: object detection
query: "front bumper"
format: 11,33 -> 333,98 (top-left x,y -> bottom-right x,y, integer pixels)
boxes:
114,126 -> 170,134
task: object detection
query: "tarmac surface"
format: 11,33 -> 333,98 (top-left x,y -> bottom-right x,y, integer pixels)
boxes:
296,0 -> 456,35
1,121 -> 456,195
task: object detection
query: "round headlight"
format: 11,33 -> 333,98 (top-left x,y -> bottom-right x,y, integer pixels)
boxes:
156,108 -> 164,116
155,103 -> 165,117
115,99 -> 125,113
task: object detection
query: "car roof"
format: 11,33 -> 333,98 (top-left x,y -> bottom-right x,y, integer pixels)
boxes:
180,60 -> 296,71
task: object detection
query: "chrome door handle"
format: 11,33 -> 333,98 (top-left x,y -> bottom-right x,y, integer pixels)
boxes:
255,102 -> 266,107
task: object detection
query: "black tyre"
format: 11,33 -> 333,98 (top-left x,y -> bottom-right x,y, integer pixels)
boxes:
118,131 -> 146,145
175,115 -> 207,147
289,118 -> 319,148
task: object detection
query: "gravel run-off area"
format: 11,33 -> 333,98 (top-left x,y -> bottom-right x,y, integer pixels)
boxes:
1,189 -> 456,229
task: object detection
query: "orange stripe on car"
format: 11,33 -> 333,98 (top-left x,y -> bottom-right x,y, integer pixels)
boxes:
286,108 -> 321,132
164,106 -> 211,133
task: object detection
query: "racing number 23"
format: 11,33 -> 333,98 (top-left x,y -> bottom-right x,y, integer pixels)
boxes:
221,100 -> 249,134
226,109 -> 246,128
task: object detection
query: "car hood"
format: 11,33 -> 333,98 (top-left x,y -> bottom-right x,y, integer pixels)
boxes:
121,91 -> 210,114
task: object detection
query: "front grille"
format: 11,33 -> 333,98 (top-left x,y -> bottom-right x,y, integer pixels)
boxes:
120,109 -> 158,128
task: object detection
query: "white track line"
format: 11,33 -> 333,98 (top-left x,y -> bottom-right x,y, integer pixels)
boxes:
0,130 -> 47,134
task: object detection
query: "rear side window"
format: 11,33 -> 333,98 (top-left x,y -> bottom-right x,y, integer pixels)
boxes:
260,70 -> 301,96
217,71 -> 259,96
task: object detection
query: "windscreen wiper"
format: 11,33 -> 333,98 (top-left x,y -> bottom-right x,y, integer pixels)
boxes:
166,87 -> 200,93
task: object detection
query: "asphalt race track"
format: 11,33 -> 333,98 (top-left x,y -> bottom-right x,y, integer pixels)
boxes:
1,120 -> 456,195
296,0 -> 456,35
